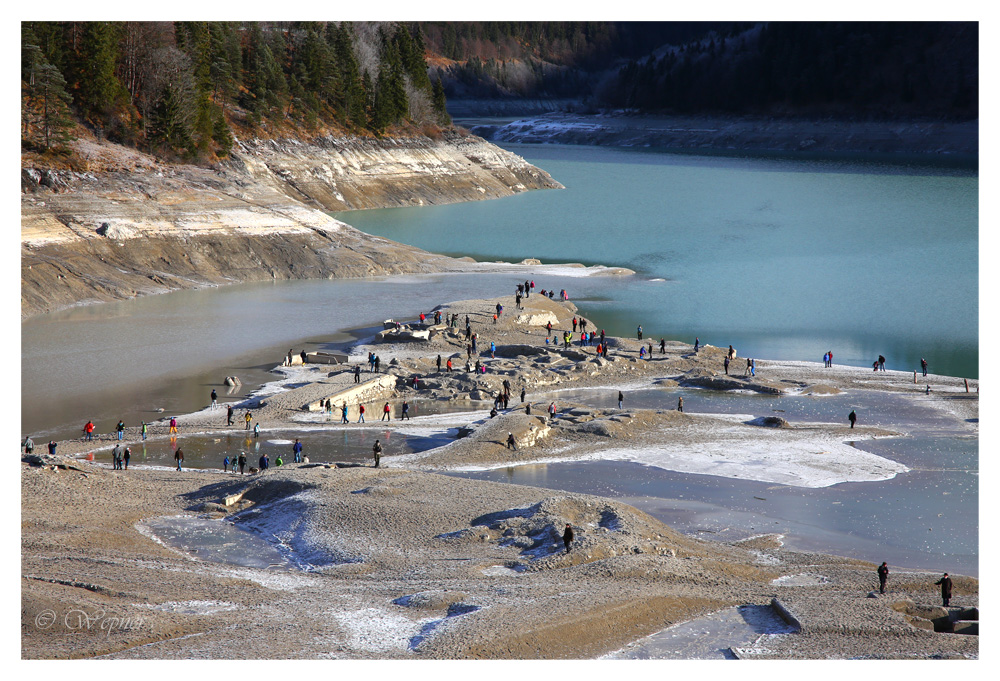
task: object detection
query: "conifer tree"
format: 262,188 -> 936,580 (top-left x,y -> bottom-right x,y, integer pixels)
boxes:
22,36 -> 75,151
432,76 -> 451,125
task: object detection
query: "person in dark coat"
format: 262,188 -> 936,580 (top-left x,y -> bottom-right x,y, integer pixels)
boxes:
506,433 -> 517,450
935,573 -> 953,606
562,524 -> 574,553
877,562 -> 889,594
849,410 -> 857,428
372,440 -> 382,468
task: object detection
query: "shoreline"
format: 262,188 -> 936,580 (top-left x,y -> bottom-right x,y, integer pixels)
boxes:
22,290 -> 978,659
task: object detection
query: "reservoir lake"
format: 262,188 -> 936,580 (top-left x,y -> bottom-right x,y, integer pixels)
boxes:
21,144 -> 978,576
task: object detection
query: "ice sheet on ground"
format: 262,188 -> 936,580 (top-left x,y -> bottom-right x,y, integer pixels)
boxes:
487,414 -> 906,488
233,489 -> 364,569
585,423 -> 908,487
138,515 -> 293,570
601,604 -> 796,659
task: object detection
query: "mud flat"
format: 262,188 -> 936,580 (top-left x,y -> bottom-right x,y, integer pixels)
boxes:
26,291 -> 978,659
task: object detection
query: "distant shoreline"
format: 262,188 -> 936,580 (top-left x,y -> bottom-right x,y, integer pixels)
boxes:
457,110 -> 978,158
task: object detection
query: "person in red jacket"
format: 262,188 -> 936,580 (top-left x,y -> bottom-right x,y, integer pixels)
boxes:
83,420 -> 95,441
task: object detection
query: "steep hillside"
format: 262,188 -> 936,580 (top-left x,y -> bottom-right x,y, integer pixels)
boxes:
20,130 -> 562,318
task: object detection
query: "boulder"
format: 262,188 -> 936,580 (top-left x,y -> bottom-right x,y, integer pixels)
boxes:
22,454 -> 88,471
576,420 -> 614,437
952,621 -> 979,635
514,312 -> 558,327
746,416 -> 791,428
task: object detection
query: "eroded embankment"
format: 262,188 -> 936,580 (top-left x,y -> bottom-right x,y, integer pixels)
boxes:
21,130 -> 562,318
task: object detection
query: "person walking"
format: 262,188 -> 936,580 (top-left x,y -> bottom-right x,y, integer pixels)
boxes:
878,355 -> 886,371
169,417 -> 178,435
223,455 -> 230,472
921,358 -> 928,376
357,404 -> 366,423
506,433 -> 517,450
828,350 -> 833,366
750,359 -> 756,377
618,391 -> 624,409
372,440 -> 382,468
112,442 -> 123,470
728,344 -> 735,360
548,402 -> 556,421
22,435 -> 34,455
401,400 -> 410,420
823,352 -> 829,367
437,355 -> 442,372
660,339 -> 666,354
374,356 -> 381,373
227,405 -> 234,426
562,524 -> 574,553
694,337 -> 700,353
447,358 -> 453,372
677,396 -> 684,412
546,321 -> 552,338
254,422 -> 260,438
637,325 -> 643,340
382,402 -> 391,421
849,410 -> 857,429
211,389 -> 218,409
935,573 -> 953,606
877,562 -> 889,594
745,358 -> 752,376
244,411 -> 252,430
354,365 -> 361,383
724,356 -> 730,375
260,453 -> 269,470
174,448 -> 184,471
520,387 -> 526,403
238,452 -> 247,474
84,420 -> 95,441
116,420 -> 125,441
292,439 -> 303,463
341,404 -> 349,424
141,421 -> 148,441
572,317 -> 578,332
123,446 -> 130,470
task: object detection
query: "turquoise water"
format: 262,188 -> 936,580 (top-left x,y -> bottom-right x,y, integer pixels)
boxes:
336,145 -> 978,378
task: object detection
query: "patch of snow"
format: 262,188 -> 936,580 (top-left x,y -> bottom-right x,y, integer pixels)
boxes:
139,600 -> 239,615
329,607 -> 434,654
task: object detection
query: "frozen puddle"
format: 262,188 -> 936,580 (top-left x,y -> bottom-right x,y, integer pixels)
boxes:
138,516 -> 294,570
602,604 -> 796,659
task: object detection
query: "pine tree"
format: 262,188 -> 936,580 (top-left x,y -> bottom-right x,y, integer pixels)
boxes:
73,22 -> 129,134
432,76 -> 450,125
22,35 -> 75,151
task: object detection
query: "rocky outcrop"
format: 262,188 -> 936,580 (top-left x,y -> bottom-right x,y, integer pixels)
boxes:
20,130 -> 562,319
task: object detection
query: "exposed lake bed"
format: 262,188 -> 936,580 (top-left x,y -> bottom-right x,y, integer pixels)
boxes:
22,143 -> 978,659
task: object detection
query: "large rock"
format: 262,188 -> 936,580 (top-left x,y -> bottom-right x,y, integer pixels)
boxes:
22,454 -> 88,471
514,312 -> 558,327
